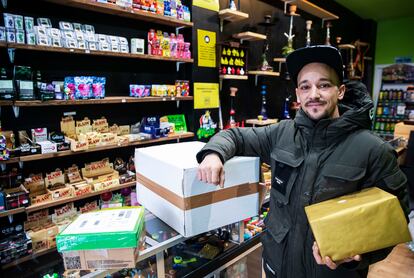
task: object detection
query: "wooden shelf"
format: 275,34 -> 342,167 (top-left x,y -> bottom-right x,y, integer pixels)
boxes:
246,119 -> 278,126
14,132 -> 194,163
14,96 -> 193,107
0,207 -> 26,218
233,32 -> 266,41
42,0 -> 193,27
219,9 -> 249,22
273,58 -> 286,63
26,181 -> 136,213
0,100 -> 13,106
281,0 -> 339,20
0,157 -> 20,165
2,247 -> 57,270
7,43 -> 193,63
248,71 -> 280,77
0,41 -> 6,48
338,44 -> 356,49
219,75 -> 248,80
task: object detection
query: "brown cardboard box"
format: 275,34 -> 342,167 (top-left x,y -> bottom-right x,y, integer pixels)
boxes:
62,247 -> 138,270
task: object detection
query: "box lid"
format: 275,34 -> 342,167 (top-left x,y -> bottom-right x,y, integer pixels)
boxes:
56,207 -> 145,252
136,141 -> 205,169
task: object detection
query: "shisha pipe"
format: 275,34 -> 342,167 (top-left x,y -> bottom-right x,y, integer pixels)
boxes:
306,20 -> 312,47
282,5 -> 298,56
260,85 -> 268,120
258,15 -> 276,71
325,21 -> 332,46
228,87 -> 238,128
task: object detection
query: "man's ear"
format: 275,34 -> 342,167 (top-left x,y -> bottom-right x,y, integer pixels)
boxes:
337,84 -> 346,100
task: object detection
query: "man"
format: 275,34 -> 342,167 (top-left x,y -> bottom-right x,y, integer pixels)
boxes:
196,45 -> 408,278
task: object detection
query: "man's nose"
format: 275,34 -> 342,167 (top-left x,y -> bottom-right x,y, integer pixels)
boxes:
309,85 -> 321,99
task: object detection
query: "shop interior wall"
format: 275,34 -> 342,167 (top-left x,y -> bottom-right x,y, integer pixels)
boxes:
375,16 -> 414,65
216,0 -> 377,125
1,0 -> 194,175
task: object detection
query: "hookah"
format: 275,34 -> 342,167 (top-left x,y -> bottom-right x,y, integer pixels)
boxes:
260,85 -> 268,120
283,96 -> 291,119
258,15 -> 276,71
226,87 -> 239,128
305,20 -> 312,47
282,5 -> 298,56
325,21 -> 332,46
229,0 -> 237,11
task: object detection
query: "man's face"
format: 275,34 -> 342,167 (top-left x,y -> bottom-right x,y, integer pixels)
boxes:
295,63 -> 345,121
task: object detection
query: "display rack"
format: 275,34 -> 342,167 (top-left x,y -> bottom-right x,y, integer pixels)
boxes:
2,248 -> 57,270
280,0 -> 339,20
248,71 -> 280,85
218,9 -> 249,32
232,32 -> 267,42
0,207 -> 25,218
4,43 -> 194,63
0,181 -> 136,217
0,132 -> 194,165
219,75 -> 248,80
41,0 -> 193,27
219,9 -> 249,22
12,96 -> 193,107
246,118 -> 278,127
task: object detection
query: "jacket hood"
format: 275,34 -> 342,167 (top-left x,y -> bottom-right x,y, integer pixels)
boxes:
294,81 -> 374,147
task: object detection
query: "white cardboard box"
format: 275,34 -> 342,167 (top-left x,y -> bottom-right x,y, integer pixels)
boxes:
135,141 -> 260,237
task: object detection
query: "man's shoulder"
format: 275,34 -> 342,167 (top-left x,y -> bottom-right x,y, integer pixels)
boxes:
349,129 -> 386,146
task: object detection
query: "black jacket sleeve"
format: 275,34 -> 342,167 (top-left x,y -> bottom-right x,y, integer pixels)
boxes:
196,124 -> 278,165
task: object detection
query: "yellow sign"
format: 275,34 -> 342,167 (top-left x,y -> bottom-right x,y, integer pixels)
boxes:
194,83 -> 219,109
193,0 -> 219,12
197,29 -> 216,68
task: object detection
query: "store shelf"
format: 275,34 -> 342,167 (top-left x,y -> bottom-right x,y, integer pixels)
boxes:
273,58 -> 286,63
13,96 -> 193,107
246,118 -> 278,126
219,75 -> 248,80
232,32 -> 266,41
280,0 -> 339,20
338,44 -> 355,49
15,132 -> 194,163
0,41 -> 7,48
26,181 -> 136,213
1,248 -> 57,270
0,207 -> 26,218
0,157 -> 20,165
7,43 -> 194,63
42,0 -> 193,27
0,100 -> 13,106
248,71 -> 280,77
404,120 -> 414,125
219,9 -> 249,22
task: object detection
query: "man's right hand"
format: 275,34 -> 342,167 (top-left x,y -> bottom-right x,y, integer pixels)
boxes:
197,153 -> 225,188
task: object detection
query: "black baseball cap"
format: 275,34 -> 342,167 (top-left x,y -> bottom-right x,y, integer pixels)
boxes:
286,45 -> 344,86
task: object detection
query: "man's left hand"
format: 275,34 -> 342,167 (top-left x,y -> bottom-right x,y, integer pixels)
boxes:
312,241 -> 362,270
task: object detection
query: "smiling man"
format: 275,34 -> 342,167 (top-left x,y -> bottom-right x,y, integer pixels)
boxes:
196,45 -> 409,278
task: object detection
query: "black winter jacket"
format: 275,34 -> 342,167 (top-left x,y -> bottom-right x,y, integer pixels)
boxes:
196,81 -> 408,278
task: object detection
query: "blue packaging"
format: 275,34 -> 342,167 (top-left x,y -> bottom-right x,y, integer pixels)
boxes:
0,191 -> 5,212
64,77 -> 76,100
74,76 -> 93,99
92,77 -> 106,99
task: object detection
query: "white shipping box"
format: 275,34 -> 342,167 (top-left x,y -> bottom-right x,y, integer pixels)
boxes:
135,141 -> 260,237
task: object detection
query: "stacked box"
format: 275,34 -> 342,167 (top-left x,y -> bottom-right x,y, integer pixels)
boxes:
135,141 -> 260,237
57,207 -> 145,270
